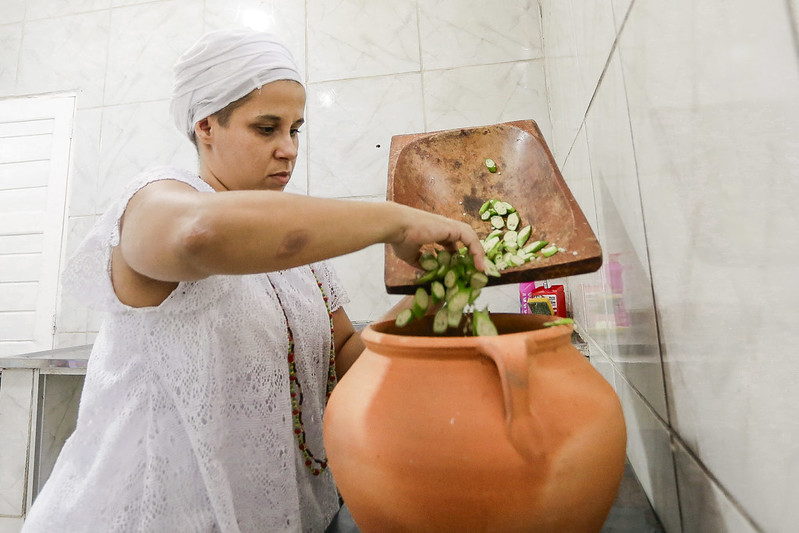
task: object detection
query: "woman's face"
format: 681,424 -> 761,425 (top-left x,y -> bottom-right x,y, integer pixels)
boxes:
198,80 -> 306,192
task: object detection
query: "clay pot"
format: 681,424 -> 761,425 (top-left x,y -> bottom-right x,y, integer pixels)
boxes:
323,313 -> 626,532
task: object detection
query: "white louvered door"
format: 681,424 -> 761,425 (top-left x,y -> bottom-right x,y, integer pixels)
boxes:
0,95 -> 75,357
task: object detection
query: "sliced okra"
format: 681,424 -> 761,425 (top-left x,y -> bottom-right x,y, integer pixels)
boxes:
541,245 -> 559,257
486,228 -> 503,241
543,317 -> 574,327
483,260 -> 501,278
485,158 -> 498,173
430,280 -> 446,303
473,308 -> 498,336
492,200 -> 508,216
508,254 -> 526,267
470,271 -> 489,290
395,308 -> 413,327
447,306 -> 463,328
419,253 -> 439,271
482,236 -> 500,254
433,308 -> 449,333
415,269 -> 438,284
447,288 -> 471,313
523,240 -> 548,254
516,225 -> 532,248
436,249 -> 452,267
490,215 -> 504,229
411,287 -> 429,318
443,269 -> 458,289
506,212 -> 520,231
479,200 -> 492,215
469,288 -> 482,303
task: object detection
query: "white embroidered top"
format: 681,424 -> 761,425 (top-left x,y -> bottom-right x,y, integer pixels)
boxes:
22,167 -> 346,533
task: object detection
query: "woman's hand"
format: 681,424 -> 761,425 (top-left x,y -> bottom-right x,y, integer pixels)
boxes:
387,203 -> 487,272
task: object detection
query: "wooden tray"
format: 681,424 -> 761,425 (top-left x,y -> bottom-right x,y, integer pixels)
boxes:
385,120 -> 602,294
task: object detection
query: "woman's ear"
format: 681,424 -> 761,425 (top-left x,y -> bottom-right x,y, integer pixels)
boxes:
194,118 -> 212,145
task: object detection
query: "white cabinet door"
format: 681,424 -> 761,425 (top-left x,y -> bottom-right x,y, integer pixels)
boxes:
0,95 -> 74,356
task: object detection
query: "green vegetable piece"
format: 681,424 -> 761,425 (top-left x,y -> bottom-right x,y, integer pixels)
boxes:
470,271 -> 489,289
524,240 -> 548,254
436,249 -> 452,267
478,200 -> 492,215
447,307 -> 463,328
485,158 -> 498,173
447,288 -> 471,313
473,308 -> 499,336
493,200 -> 507,215
506,212 -> 520,231
490,215 -> 504,229
443,269 -> 458,288
503,230 -> 518,247
487,238 -> 504,259
433,308 -> 449,333
483,260 -> 501,278
508,254 -> 526,267
480,210 -> 492,221
395,308 -> 413,327
436,264 -> 448,278
487,229 -> 503,240
541,245 -> 559,257
430,281 -> 446,303
482,236 -> 500,253
516,225 -> 532,248
419,253 -> 438,271
543,318 -> 574,327
469,288 -> 482,303
411,287 -> 429,318
502,202 -> 516,213
415,269 -> 438,284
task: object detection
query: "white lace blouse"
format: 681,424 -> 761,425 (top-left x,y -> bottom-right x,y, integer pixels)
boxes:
22,167 -> 347,532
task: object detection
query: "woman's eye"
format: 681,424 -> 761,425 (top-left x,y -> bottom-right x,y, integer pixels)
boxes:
258,126 -> 275,135
291,128 -> 302,136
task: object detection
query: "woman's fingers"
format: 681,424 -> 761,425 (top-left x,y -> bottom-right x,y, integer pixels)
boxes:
391,208 -> 487,272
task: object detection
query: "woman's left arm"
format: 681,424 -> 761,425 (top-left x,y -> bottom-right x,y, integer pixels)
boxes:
331,296 -> 416,378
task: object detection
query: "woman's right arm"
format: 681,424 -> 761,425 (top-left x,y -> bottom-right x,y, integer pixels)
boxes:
118,179 -> 486,283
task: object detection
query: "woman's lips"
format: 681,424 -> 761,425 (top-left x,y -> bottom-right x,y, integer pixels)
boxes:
270,172 -> 291,185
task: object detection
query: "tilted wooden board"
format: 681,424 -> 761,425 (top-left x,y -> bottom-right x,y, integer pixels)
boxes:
385,120 -> 602,294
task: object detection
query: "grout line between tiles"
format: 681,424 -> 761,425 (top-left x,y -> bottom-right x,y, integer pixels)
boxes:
582,327 -> 765,533
414,1 -> 428,132
668,432 -> 765,532
785,0 -> 799,70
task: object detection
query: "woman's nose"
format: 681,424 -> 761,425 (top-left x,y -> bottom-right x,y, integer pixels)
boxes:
275,132 -> 298,160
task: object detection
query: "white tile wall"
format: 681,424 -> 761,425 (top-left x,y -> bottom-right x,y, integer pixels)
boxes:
16,11 -> 111,109
306,74 -> 425,198
306,0 -> 420,83
418,0 -> 543,70
2,0 -> 549,336
544,0 -> 799,531
9,0 -> 798,531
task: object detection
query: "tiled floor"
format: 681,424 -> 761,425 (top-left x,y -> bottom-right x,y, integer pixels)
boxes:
326,461 -> 665,532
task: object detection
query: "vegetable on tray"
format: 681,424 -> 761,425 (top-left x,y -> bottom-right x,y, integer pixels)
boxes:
396,192 -> 569,337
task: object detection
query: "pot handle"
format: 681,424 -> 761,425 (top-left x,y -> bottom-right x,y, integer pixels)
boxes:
477,336 -> 542,463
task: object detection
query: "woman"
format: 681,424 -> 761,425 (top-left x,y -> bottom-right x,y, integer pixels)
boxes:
22,28 -> 485,532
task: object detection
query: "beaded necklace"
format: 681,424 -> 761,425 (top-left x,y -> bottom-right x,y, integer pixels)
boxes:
268,267 -> 336,476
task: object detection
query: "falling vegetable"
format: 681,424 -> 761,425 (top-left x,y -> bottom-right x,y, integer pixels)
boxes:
396,194 -> 567,336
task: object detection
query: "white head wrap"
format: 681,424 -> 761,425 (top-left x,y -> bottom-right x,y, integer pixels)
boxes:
170,28 -> 303,141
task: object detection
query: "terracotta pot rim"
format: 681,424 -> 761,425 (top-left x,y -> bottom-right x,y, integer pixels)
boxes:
362,313 -> 572,351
